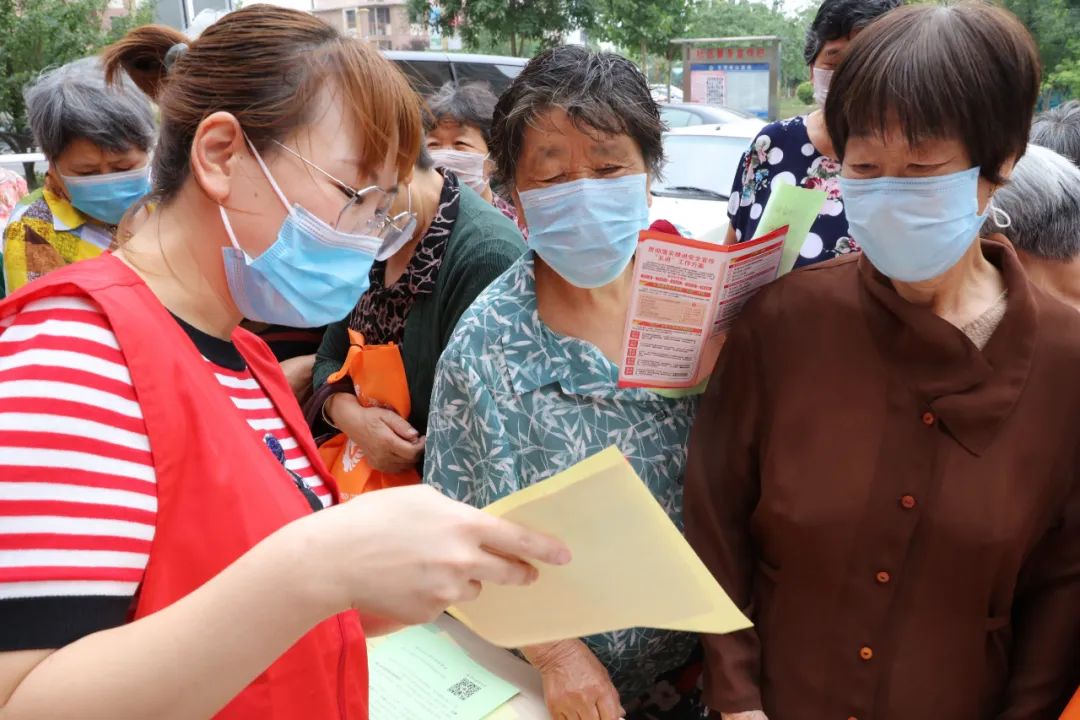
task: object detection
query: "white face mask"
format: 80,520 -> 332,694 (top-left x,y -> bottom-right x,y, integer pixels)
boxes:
812,66 -> 833,106
429,149 -> 489,193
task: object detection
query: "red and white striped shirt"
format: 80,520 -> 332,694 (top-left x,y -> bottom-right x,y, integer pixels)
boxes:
0,294 -> 328,650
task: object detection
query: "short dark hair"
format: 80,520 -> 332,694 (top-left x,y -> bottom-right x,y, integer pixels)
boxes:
424,81 -> 499,145
825,3 -> 1040,185
803,0 -> 902,65
490,45 -> 664,190
1031,100 -> 1080,167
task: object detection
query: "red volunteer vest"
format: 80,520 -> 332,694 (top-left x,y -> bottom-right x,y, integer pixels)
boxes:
1,254 -> 368,719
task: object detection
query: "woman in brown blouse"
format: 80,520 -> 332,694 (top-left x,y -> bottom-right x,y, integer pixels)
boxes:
685,5 -> 1080,720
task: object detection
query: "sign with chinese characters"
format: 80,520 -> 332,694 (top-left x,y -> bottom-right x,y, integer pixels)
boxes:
689,46 -> 769,62
680,41 -> 780,120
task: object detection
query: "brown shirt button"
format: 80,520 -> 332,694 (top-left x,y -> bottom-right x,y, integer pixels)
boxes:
922,411 -> 936,426
859,646 -> 874,661
900,494 -> 917,510
876,570 -> 891,584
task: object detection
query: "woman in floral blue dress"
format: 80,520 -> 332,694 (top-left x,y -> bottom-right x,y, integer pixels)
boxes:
425,46 -> 703,720
724,0 -> 900,268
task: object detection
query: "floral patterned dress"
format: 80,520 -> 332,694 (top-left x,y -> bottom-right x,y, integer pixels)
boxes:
726,115 -> 859,268
424,251 -> 703,716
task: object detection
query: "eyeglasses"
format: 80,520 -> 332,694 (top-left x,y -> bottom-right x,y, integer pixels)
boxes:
370,184 -> 418,261
271,141 -> 399,243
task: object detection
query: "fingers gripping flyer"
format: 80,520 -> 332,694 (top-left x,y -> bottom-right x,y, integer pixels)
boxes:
618,227 -> 789,390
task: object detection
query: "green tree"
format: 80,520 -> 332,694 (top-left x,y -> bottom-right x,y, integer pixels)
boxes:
1000,0 -> 1078,75
1046,39 -> 1080,100
594,0 -> 690,80
105,0 -> 156,45
1000,0 -> 1080,104
917,0 -> 1080,103
408,0 -> 596,57
0,0 -> 154,186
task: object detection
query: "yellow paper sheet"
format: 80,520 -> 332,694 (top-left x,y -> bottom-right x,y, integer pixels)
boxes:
752,181 -> 827,275
449,447 -> 751,648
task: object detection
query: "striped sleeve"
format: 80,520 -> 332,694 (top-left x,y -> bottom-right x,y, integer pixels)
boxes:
0,294 -> 156,651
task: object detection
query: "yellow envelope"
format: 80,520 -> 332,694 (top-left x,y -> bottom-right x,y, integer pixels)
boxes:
449,446 -> 752,648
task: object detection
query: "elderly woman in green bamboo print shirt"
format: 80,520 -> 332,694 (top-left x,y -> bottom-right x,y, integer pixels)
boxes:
424,46 -> 701,720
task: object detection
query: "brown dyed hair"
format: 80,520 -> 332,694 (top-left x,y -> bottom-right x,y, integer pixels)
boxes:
101,4 -> 421,203
825,2 -> 1041,185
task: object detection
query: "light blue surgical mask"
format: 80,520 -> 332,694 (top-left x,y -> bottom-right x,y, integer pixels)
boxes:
839,167 -> 988,282
60,165 -> 151,225
520,174 -> 650,289
220,141 -> 384,328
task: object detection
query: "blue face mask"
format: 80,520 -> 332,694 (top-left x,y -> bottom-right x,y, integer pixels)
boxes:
220,141 -> 383,328
839,167 -> 988,283
60,166 -> 151,225
520,174 -> 650,289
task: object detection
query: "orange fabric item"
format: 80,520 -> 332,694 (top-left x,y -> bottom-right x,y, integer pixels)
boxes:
318,330 -> 419,499
1063,688 -> 1080,719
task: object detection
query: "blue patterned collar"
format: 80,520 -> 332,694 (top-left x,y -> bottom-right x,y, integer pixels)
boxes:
498,252 -> 671,402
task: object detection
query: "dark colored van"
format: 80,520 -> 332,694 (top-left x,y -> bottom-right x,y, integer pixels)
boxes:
385,51 -> 527,98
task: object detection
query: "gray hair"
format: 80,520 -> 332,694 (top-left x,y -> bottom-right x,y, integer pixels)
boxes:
425,82 -> 499,145
24,56 -> 155,160
1030,100 -> 1080,167
984,144 -> 1080,261
490,45 -> 665,190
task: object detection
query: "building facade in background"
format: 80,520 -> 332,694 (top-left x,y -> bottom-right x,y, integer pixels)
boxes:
312,0 -> 429,50
106,0 -> 138,25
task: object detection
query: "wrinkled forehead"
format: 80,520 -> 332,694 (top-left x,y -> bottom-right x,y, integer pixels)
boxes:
521,107 -> 638,160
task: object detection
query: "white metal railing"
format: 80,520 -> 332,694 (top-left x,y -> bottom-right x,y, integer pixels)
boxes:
0,153 -> 45,165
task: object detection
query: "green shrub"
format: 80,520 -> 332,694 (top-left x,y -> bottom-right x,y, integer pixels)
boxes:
796,81 -> 815,106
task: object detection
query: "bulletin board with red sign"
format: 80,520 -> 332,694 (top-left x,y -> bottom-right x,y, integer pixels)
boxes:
677,39 -> 780,120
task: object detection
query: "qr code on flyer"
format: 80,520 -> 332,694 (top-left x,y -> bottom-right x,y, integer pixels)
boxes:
448,677 -> 482,701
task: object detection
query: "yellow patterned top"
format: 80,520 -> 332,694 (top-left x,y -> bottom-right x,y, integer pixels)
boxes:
2,187 -> 115,295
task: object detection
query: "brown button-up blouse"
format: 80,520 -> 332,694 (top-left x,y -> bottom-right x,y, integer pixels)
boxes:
685,241 -> 1080,720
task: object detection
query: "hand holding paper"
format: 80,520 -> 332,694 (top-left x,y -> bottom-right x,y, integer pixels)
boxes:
619,185 -> 826,393
618,228 -> 787,391
449,447 -> 751,648
750,181 -> 828,274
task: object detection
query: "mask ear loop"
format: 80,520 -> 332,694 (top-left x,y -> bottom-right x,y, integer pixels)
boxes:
219,136 -> 293,260
245,137 -> 293,212
990,204 -> 1012,229
479,153 -> 493,185
218,206 -> 250,259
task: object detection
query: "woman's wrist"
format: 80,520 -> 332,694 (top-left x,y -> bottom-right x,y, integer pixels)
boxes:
260,513 -> 350,622
321,393 -> 341,429
322,392 -> 354,430
521,639 -> 581,670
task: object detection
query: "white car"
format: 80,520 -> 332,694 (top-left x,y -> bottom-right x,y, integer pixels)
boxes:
649,121 -> 765,241
650,84 -> 684,103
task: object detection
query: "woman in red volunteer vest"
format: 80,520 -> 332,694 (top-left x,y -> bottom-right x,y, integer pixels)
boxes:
0,6 -> 569,719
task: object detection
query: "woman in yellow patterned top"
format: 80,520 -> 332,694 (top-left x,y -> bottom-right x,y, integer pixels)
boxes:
2,57 -> 154,294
